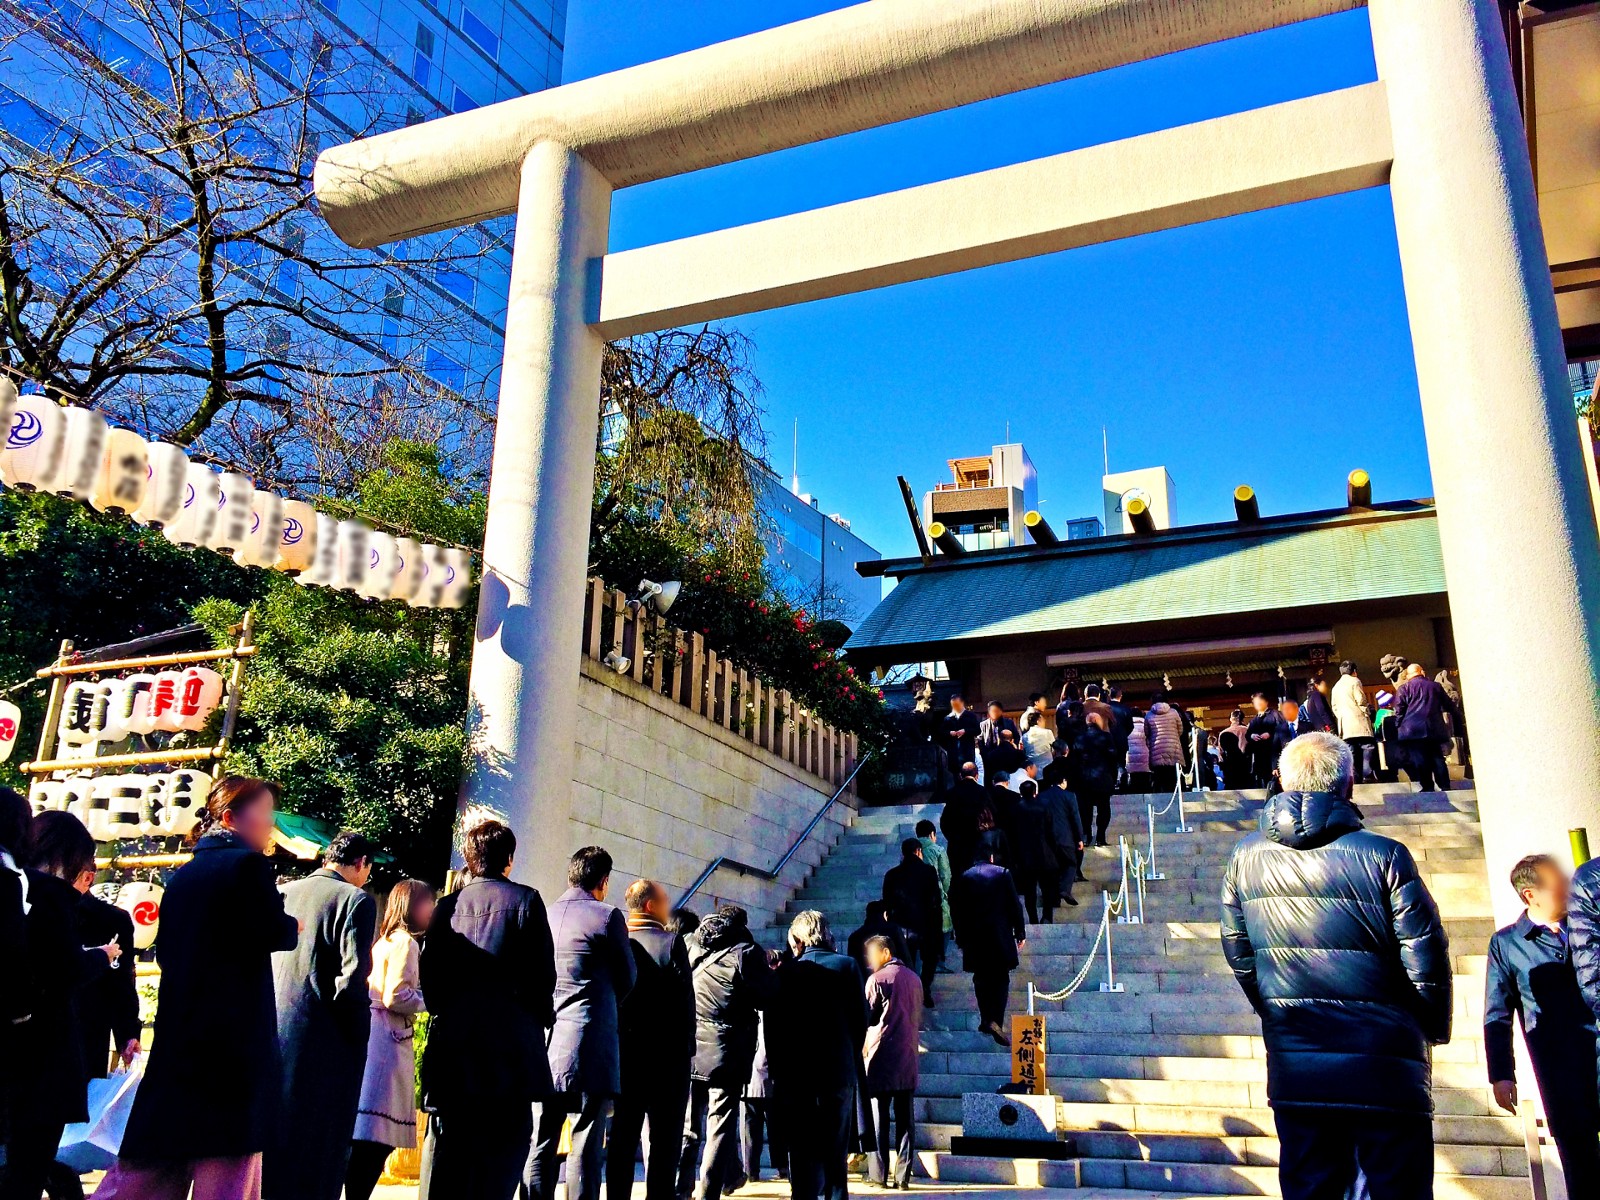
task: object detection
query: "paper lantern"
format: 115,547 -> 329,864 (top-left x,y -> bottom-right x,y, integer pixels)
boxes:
358,531 -> 398,600
275,500 -> 317,574
95,774 -> 149,842
412,543 -> 450,608
118,673 -> 158,737
390,537 -> 425,603
0,396 -> 66,491
58,680 -> 108,747
148,671 -> 187,733
133,442 -> 189,528
439,547 -> 475,609
89,427 -> 149,514
296,513 -> 341,587
335,519 -> 370,593
52,406 -> 108,500
164,464 -> 221,548
117,880 -> 164,950
56,776 -> 98,834
0,699 -> 19,763
176,666 -> 225,731
29,779 -> 67,817
210,471 -> 256,554
146,769 -> 208,838
234,490 -> 285,568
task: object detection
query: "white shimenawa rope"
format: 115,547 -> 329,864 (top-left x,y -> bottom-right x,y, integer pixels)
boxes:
1151,778 -> 1181,817
1029,849 -> 1142,1003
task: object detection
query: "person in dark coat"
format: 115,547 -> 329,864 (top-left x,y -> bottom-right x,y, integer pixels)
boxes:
96,778 -> 299,1200
845,901 -> 907,978
1009,781 -> 1079,923
1391,663 -> 1461,792
524,846 -> 636,1200
938,695 -> 981,771
767,912 -> 866,1200
881,839 -> 942,1005
975,702 -> 1022,782
678,904 -> 772,1200
0,790 -> 32,1072
607,879 -> 693,1200
419,819 -> 556,1200
950,851 -> 1026,1048
1300,678 -> 1336,735
860,937 -> 923,1189
1221,733 -> 1451,1200
1245,692 -> 1294,790
2,811 -> 117,1200
262,831 -> 378,1200
938,763 -> 993,882
75,883 -> 141,1078
1072,711 -> 1119,847
1485,855 -> 1600,1196
742,1005 -> 786,1185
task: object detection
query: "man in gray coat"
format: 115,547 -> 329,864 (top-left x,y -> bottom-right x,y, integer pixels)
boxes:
263,831 -> 378,1200
523,846 -> 636,1200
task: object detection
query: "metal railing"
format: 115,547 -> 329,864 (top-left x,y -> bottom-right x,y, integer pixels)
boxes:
675,754 -> 872,910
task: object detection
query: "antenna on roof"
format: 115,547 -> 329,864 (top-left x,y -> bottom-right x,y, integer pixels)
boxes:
1102,426 -> 1110,476
790,418 -> 800,495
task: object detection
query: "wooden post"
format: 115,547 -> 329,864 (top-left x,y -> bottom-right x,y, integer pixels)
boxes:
585,578 -> 604,660
690,635 -> 707,717
720,659 -> 734,731
32,638 -> 72,773
630,608 -> 648,686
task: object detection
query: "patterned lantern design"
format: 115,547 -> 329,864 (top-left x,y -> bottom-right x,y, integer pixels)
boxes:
439,547 -> 475,609
0,396 -> 66,491
336,519 -> 370,593
149,671 -> 187,734
89,427 -> 149,514
164,465 -> 221,548
52,406 -> 108,500
117,673 -> 159,737
176,666 -> 226,732
58,679 -> 112,757
413,542 -> 451,608
390,537 -> 425,603
132,442 -> 190,528
360,531 -> 399,600
211,471 -> 256,554
117,881 -> 165,951
145,769 -> 209,838
97,774 -> 149,841
0,699 -> 20,763
234,491 -> 285,569
275,500 -> 318,574
296,513 -> 341,588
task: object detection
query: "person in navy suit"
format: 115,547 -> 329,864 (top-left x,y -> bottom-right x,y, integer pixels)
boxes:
950,852 -> 1026,1048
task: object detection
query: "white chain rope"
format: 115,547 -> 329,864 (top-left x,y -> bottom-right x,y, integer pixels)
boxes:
1028,840 -> 1141,1003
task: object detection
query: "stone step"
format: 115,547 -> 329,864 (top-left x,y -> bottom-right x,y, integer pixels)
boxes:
915,1053 -> 1494,1088
913,1028 -> 1488,1066
924,1153 -> 1081,1188
1066,1128 -> 1527,1175
915,1075 -> 1501,1113
1075,1158 -> 1525,1197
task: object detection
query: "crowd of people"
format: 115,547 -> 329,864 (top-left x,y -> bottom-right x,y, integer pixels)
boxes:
0,779 -> 937,1200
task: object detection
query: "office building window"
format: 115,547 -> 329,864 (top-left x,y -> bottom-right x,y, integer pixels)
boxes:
413,23 -> 436,89
452,84 -> 478,113
426,349 -> 467,393
435,265 -> 475,304
460,7 -> 499,61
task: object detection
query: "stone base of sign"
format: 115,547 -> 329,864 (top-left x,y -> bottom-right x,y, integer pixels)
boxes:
959,1092 -> 1058,1141
948,1135 -> 1076,1161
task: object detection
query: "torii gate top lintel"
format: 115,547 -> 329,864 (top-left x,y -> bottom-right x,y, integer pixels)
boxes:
313,0 -> 1362,249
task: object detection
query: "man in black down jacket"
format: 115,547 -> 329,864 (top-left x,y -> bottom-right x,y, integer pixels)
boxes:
681,904 -> 773,1200
607,880 -> 693,1200
1563,854 -> 1600,1084
1221,732 -> 1451,1200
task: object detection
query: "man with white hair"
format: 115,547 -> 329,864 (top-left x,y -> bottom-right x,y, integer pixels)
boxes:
1220,732 -> 1451,1199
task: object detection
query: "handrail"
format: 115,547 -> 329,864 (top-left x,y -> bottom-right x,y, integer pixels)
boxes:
675,753 -> 871,910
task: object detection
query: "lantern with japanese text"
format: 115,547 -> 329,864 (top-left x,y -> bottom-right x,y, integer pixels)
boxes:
275,500 -> 318,574
359,531 -> 399,600
89,427 -> 149,515
146,769 -> 208,838
58,680 -> 111,752
176,666 -> 225,732
148,671 -> 187,734
439,548 -> 475,609
412,543 -> 450,608
117,674 -> 159,737
0,700 -> 19,763
296,513 -> 341,588
210,471 -> 256,554
96,774 -> 149,841
0,396 -> 66,491
336,520 -> 370,593
390,537 -> 425,603
132,442 -> 190,528
117,881 -> 164,950
164,465 -> 221,548
234,491 -> 285,569
52,406 -> 108,500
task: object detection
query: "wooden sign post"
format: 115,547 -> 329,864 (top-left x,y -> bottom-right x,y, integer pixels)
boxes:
1011,1013 -> 1047,1095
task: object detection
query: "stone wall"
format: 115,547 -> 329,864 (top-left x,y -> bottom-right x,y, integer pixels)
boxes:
569,658 -> 856,928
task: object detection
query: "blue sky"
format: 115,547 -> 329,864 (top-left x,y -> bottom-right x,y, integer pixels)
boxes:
562,3 -> 1429,565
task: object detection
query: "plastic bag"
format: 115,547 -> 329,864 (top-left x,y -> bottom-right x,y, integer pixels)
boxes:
57,1057 -> 144,1174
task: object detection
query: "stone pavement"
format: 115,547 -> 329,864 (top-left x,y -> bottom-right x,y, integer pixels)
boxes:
371,1181 -> 1263,1200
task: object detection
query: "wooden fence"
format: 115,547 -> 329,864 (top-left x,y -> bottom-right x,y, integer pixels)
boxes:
581,578 -> 859,790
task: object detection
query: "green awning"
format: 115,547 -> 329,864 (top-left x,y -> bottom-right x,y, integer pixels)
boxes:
272,812 -> 393,864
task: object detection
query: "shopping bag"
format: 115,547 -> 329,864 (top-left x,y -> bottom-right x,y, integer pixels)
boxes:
57,1057 -> 144,1174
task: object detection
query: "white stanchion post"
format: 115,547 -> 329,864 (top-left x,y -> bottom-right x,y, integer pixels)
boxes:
1175,775 -> 1192,834
1146,803 -> 1165,881
1099,891 -> 1123,993
1116,837 -> 1137,924
1028,981 -> 1036,1017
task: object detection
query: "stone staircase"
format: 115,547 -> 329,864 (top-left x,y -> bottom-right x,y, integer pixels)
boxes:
751,784 -> 1528,1198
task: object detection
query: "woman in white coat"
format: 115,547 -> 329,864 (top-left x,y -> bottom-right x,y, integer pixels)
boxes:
346,878 -> 436,1200
1020,709 -> 1055,774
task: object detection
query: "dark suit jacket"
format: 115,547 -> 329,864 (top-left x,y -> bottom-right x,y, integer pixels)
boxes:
15,871 -> 108,1124
939,778 -> 993,867
951,863 -> 1026,973
420,874 -> 556,1113
940,709 -> 981,766
619,920 -> 693,1097
768,946 -> 867,1096
546,886 -> 636,1096
0,856 -> 30,1027
1247,711 -> 1295,771
77,891 -> 140,1077
883,856 -> 942,938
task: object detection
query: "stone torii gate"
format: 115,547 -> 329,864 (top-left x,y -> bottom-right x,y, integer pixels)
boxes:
316,0 -> 1600,906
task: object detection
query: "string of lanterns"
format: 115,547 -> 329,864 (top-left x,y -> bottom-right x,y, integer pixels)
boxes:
0,377 -> 474,608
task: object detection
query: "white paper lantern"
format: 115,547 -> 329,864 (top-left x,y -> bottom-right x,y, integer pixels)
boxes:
89,427 -> 149,514
146,769 -> 208,838
119,673 -> 159,737
0,396 -> 66,491
57,776 -> 98,835
164,464 -> 221,548
176,666 -> 225,731
0,699 -> 19,763
412,543 -> 450,608
234,490 -> 285,568
335,519 -> 370,593
275,500 -> 317,574
95,774 -> 148,842
439,547 -> 475,609
52,406 -> 108,500
133,442 -> 189,528
149,671 -> 186,734
29,779 -> 67,817
58,680 -> 104,747
117,880 -> 165,950
296,513 -> 341,588
390,537 -> 425,603
358,531 -> 397,600
210,471 -> 256,554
